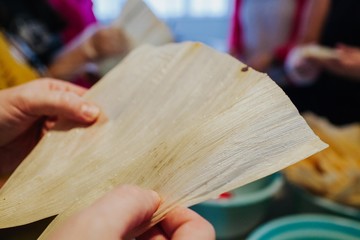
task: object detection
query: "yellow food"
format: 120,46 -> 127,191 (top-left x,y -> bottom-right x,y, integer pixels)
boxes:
284,113 -> 360,207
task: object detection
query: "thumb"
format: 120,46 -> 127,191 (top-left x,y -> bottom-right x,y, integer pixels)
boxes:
50,185 -> 160,240
90,185 -> 160,239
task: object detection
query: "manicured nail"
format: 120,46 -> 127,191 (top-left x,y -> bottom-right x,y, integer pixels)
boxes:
81,104 -> 100,120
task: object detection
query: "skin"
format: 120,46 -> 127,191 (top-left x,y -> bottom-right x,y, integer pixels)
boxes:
49,185 -> 215,240
0,79 -> 100,184
0,81 -> 215,239
47,25 -> 129,80
295,0 -> 360,80
297,0 -> 331,44
316,44 -> 360,80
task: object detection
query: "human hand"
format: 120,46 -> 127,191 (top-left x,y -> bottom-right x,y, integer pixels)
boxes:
317,44 -> 360,80
0,79 -> 100,183
48,25 -> 129,80
285,46 -> 321,85
138,206 -> 215,240
49,185 -> 215,240
83,25 -> 129,61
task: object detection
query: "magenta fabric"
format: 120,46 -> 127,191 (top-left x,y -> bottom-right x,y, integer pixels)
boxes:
228,0 -> 243,59
49,0 -> 97,43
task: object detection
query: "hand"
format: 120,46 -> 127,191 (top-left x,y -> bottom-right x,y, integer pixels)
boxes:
138,206 -> 215,240
285,46 -> 321,85
0,79 -> 100,183
49,185 -> 215,240
48,25 -> 129,80
83,25 -> 130,61
318,44 -> 360,80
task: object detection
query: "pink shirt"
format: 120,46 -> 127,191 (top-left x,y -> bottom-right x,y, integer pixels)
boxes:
49,0 -> 97,43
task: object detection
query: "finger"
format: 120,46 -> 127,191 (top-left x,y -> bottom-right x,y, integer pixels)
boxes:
42,78 -> 88,96
21,89 -> 100,123
336,43 -> 354,52
90,185 -> 160,238
160,207 -> 215,240
43,117 -> 58,131
50,185 -> 160,240
137,225 -> 167,240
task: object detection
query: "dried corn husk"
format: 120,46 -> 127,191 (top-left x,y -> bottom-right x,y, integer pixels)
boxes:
0,42 -> 326,238
99,0 -> 173,75
284,113 -> 360,207
299,44 -> 339,60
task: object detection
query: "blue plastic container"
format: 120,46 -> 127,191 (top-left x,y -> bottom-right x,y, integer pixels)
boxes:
191,174 -> 283,239
247,214 -> 360,240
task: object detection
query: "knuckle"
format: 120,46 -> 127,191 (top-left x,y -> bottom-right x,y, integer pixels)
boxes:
57,92 -> 78,108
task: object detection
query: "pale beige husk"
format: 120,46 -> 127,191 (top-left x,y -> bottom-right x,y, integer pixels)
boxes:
0,42 -> 326,238
99,0 -> 173,75
300,44 -> 339,60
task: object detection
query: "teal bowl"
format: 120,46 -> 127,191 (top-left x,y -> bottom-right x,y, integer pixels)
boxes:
289,184 -> 360,220
191,174 -> 283,239
247,214 -> 360,240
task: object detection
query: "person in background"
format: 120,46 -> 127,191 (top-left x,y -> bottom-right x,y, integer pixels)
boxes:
283,0 -> 360,125
0,0 -> 128,87
0,80 -> 215,240
228,0 -> 309,85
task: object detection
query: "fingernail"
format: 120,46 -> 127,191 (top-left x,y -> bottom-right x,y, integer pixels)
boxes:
81,104 -> 100,120
149,190 -> 160,202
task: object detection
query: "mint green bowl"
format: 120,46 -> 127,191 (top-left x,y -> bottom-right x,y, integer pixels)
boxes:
191,174 -> 283,239
247,214 -> 360,240
289,184 -> 360,220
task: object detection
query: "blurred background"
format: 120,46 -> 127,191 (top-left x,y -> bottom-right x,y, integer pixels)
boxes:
93,0 -> 231,51
0,0 -> 359,239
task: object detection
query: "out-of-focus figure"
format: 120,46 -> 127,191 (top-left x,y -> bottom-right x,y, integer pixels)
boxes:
283,0 -> 360,125
228,0 -> 309,84
0,0 -> 128,87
